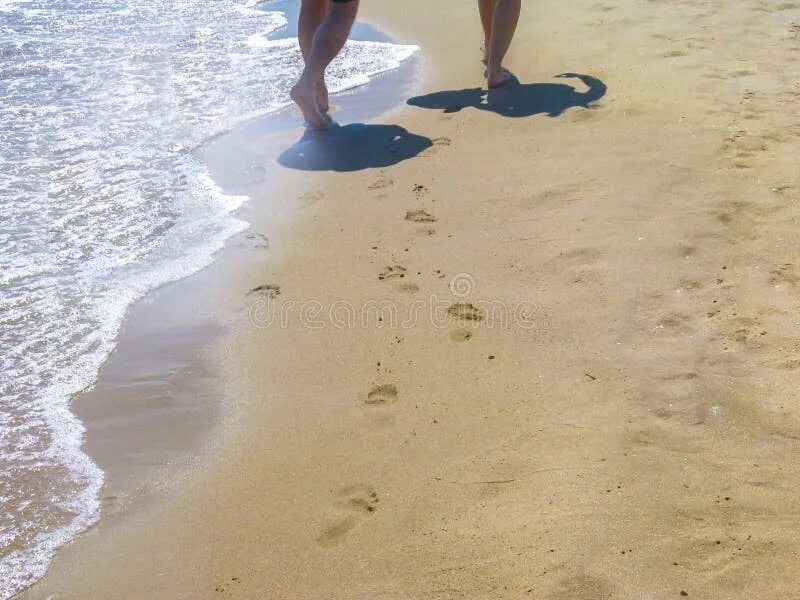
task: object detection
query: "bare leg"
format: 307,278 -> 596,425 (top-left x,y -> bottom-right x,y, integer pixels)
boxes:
483,0 -> 521,88
478,0 -> 497,64
298,0 -> 330,113
291,0 -> 359,129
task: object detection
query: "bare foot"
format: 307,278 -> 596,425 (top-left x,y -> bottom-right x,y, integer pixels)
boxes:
484,66 -> 513,80
290,79 -> 328,130
487,67 -> 514,89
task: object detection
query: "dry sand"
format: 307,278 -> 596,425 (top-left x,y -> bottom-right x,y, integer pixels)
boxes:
21,0 -> 800,597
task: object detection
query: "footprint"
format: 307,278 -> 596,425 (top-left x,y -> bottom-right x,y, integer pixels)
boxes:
366,384 -> 398,405
368,171 -> 393,191
240,164 -> 266,185
447,302 -> 484,322
451,329 -> 474,342
721,131 -> 772,169
317,485 -> 379,548
299,190 -> 324,208
405,209 -> 437,223
214,576 -> 243,594
658,372 -> 699,382
769,263 -> 799,287
378,265 -> 407,281
249,283 -> 280,298
676,278 -> 703,292
398,282 -> 419,294
655,312 -> 692,334
713,200 -> 770,241
551,246 -> 606,285
715,315 -> 765,347
316,516 -> 360,548
423,137 -> 453,156
245,232 -> 270,249
551,574 -> 614,600
558,246 -> 605,264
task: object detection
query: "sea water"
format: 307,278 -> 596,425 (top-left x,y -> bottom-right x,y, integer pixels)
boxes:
0,0 -> 417,595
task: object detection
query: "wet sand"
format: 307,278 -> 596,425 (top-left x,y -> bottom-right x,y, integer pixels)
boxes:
21,0 -> 800,597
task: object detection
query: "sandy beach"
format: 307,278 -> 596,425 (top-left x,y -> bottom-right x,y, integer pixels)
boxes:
20,0 -> 800,597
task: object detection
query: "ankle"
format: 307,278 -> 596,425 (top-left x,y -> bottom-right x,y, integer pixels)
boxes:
296,72 -> 316,89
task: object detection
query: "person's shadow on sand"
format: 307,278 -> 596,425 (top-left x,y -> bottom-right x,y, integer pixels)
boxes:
278,123 -> 433,172
407,73 -> 607,118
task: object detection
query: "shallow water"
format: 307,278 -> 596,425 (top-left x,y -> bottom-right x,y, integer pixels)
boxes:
0,0 -> 416,595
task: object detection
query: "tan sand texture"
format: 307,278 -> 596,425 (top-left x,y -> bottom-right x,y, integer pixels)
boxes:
21,0 -> 800,597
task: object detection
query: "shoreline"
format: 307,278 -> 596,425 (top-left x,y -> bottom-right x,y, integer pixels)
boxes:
12,8 -> 423,600
22,0 -> 800,597
70,7 -> 424,509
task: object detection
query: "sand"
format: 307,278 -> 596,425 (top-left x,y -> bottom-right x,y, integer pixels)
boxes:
20,0 -> 800,597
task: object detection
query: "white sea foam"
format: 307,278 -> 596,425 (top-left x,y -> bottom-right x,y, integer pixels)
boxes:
0,0 -> 417,596
0,0 -> 30,12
